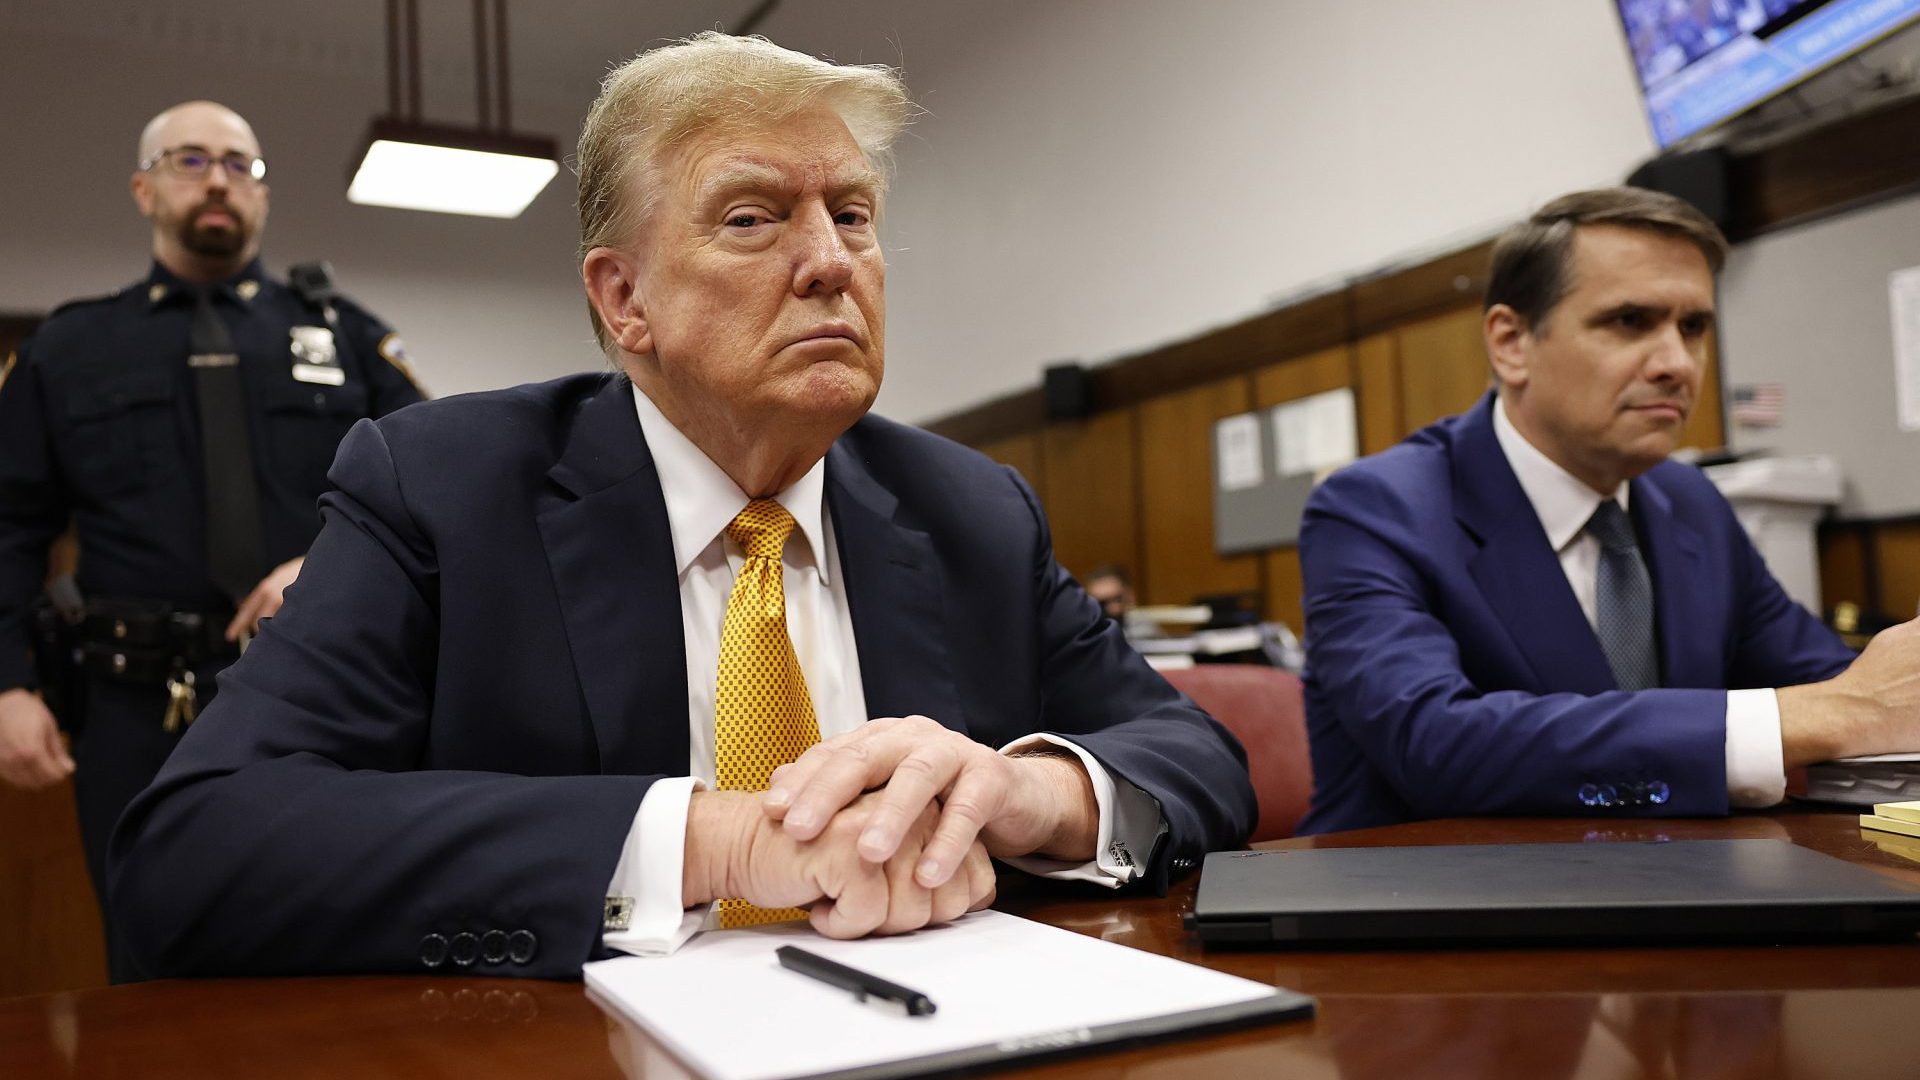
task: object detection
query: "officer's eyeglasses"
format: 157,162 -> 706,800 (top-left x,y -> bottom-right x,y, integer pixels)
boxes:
139,145 -> 268,184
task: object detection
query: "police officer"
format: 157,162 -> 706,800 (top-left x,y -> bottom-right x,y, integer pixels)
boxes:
0,101 -> 424,979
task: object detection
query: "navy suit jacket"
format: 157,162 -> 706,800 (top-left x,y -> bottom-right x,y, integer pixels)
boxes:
110,374 -> 1254,978
1297,392 -> 1853,834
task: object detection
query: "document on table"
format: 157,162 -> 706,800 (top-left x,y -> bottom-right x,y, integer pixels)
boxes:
583,909 -> 1313,1080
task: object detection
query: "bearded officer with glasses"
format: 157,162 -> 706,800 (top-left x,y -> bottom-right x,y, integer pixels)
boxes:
0,100 -> 424,980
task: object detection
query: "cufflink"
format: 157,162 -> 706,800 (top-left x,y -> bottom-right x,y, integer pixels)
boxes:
604,896 -> 635,932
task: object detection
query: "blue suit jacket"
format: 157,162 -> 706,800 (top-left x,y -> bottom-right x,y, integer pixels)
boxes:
110,374 -> 1254,978
1297,392 -> 1853,834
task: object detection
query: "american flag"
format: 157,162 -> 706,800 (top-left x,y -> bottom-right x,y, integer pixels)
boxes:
1730,383 -> 1784,427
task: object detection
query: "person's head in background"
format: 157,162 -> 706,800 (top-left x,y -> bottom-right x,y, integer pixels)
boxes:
1483,186 -> 1728,497
576,33 -> 911,498
131,101 -> 269,283
1084,564 -> 1136,622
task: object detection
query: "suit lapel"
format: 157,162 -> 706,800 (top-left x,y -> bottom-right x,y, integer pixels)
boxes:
1630,474 -> 1710,688
535,377 -> 690,777
1453,393 -> 1618,694
825,438 -> 966,733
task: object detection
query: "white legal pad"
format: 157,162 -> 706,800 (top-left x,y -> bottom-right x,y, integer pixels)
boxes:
584,909 -> 1311,1080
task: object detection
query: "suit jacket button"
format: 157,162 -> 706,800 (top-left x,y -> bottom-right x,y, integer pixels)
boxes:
508,930 -> 538,965
1578,783 -> 1600,807
1647,781 -> 1670,805
1595,784 -> 1618,807
419,933 -> 449,969
481,930 -> 509,965
449,932 -> 480,967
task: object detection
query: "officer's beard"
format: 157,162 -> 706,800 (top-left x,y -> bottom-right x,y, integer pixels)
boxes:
178,198 -> 250,258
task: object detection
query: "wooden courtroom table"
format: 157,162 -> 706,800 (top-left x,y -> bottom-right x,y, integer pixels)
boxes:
5,810 -> 1918,1078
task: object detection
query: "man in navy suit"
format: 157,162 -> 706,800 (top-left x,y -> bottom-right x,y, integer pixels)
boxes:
1298,187 -> 1920,834
109,33 -> 1254,978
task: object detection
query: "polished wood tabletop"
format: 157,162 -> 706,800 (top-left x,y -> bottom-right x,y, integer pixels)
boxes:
6,809 -> 1919,1079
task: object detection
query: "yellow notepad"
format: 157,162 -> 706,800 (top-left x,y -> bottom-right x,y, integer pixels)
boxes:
1860,813 -> 1920,840
1867,829 -> 1920,867
1873,800 -> 1920,826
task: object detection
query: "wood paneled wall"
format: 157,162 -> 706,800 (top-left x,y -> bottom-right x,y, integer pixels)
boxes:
1138,379 -> 1261,605
1252,348 -> 1351,632
1040,411 -> 1142,597
1874,525 -> 1920,619
0,781 -> 107,996
1819,519 -> 1920,625
1394,308 -> 1491,436
974,433 -> 1043,492
967,301 -> 1737,624
975,416 -> 1153,598
0,311 -> 109,996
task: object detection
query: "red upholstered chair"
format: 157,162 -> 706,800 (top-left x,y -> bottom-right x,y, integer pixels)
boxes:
1160,664 -> 1314,843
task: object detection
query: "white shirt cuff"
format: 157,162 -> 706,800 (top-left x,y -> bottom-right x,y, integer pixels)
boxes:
995,733 -> 1161,887
1726,688 -> 1787,808
603,776 -> 708,957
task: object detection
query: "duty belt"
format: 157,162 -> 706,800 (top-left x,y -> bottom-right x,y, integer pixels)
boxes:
78,598 -> 241,731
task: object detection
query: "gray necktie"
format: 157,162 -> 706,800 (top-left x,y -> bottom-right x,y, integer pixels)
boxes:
1585,500 -> 1658,692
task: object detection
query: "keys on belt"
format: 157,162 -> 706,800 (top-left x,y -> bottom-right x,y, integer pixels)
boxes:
76,599 -> 241,731
163,668 -> 198,733
158,635 -> 249,735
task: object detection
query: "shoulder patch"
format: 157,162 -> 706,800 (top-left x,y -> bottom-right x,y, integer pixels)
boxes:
377,331 -> 427,395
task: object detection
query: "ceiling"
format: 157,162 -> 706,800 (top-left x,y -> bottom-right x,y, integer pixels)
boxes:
0,0 -> 806,129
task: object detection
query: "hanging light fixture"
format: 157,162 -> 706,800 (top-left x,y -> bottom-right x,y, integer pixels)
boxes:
348,0 -> 558,218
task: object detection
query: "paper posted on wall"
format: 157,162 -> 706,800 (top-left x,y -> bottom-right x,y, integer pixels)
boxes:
1890,266 -> 1920,433
1214,413 -> 1263,492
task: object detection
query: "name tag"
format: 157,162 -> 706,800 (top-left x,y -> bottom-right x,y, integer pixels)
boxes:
292,363 -> 347,386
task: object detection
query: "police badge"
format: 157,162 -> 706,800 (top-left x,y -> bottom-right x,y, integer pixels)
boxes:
289,325 -> 346,385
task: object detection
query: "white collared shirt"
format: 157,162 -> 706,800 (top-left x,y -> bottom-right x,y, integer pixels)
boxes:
1492,395 -> 1784,807
604,384 -> 1160,956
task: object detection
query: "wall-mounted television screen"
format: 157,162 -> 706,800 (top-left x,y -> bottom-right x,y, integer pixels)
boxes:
1616,0 -> 1920,149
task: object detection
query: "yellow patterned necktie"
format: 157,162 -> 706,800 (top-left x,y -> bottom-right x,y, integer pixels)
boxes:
714,499 -> 821,928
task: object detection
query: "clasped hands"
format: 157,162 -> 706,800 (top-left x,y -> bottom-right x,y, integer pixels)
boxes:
682,715 -> 1100,938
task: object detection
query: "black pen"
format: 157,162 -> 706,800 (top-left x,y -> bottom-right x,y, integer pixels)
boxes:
775,945 -> 938,1017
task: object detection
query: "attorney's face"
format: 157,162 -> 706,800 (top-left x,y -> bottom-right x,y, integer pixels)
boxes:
1491,225 -> 1714,494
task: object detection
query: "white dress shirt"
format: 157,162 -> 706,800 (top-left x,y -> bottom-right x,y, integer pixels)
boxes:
603,385 -> 1162,956
1491,396 -> 1785,807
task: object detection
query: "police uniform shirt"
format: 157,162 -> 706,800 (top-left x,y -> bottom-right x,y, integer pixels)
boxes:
0,259 -> 425,691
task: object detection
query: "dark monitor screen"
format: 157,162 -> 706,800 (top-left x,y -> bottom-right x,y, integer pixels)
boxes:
1614,0 -> 1920,148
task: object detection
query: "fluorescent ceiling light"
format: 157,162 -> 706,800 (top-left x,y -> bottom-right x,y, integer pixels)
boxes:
348,121 -> 558,219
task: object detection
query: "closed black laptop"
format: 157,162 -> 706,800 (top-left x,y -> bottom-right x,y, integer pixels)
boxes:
1189,840 -> 1920,946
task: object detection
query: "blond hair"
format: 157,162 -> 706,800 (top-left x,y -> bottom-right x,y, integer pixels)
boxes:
576,33 -> 912,349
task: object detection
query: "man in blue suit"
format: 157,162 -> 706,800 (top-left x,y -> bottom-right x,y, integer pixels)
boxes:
109,33 -> 1254,978
1299,187 -> 1920,834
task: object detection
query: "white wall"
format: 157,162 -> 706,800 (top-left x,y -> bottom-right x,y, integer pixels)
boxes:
0,1 -> 1656,421
855,0 -> 1658,421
